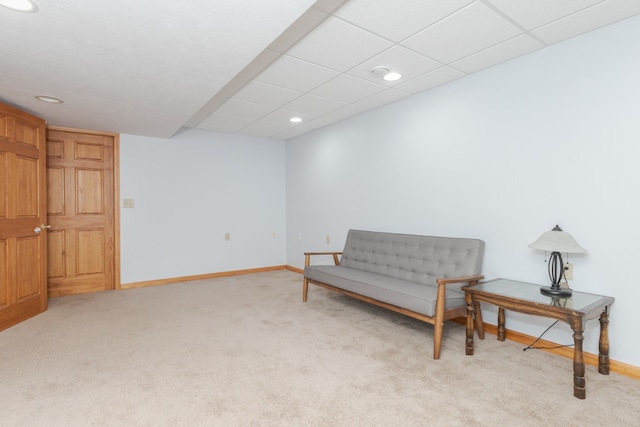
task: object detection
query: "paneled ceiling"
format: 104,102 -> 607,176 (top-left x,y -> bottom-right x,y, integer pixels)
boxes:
1,0 -> 639,140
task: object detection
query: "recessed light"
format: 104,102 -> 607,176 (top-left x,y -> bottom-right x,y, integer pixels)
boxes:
370,66 -> 390,78
370,66 -> 402,82
383,72 -> 402,82
290,117 -> 302,123
0,0 -> 38,12
36,95 -> 63,104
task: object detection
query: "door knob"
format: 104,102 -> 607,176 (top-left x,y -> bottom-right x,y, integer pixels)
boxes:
34,224 -> 51,234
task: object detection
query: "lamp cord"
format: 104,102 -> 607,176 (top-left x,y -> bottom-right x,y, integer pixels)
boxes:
523,320 -> 574,351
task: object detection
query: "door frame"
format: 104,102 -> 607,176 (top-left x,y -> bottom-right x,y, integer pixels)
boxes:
46,126 -> 121,291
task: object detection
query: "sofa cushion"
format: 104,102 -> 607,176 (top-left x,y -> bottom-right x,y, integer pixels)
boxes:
339,230 -> 484,290
304,265 -> 465,318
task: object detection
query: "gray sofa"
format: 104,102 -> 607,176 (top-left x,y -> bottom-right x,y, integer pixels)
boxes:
303,229 -> 485,359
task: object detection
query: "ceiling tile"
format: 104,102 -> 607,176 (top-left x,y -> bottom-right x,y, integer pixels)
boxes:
531,0 -> 640,44
254,55 -> 339,92
239,119 -> 294,138
336,0 -> 474,42
309,104 -> 369,125
395,66 -> 466,93
403,2 -> 522,63
271,125 -> 315,140
275,110 -> 363,138
198,112 -> 257,133
353,88 -> 412,109
451,34 -> 545,73
214,99 -> 273,119
486,0 -> 604,30
281,94 -> 346,116
259,109 -> 316,125
286,16 -> 393,71
232,81 -> 302,108
270,104 -> 369,140
310,74 -> 387,104
347,45 -> 443,85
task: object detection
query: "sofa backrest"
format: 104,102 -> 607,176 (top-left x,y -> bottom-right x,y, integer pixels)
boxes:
340,229 -> 484,286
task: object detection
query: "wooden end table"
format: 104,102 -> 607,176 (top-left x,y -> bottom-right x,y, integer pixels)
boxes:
462,278 -> 614,399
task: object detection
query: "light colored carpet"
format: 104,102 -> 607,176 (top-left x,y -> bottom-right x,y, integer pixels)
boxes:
1,270 -> 638,426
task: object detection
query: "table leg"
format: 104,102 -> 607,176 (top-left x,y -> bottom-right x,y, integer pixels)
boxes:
572,322 -> 586,399
598,309 -> 610,375
465,292 -> 474,356
474,301 -> 485,340
497,307 -> 506,341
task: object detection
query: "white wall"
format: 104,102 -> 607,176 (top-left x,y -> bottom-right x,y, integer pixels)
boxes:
120,129 -> 286,284
286,16 -> 640,366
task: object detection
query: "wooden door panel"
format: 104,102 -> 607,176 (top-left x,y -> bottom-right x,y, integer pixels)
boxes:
0,239 -> 7,307
77,229 -> 104,275
15,119 -> 39,147
47,138 -> 64,158
0,152 -> 6,219
0,102 -> 47,331
46,167 -> 65,215
16,156 -> 39,217
76,169 -> 103,214
16,236 -> 40,300
47,230 -> 65,278
64,230 -> 76,279
46,127 -> 117,297
0,115 -> 7,137
76,142 -> 103,160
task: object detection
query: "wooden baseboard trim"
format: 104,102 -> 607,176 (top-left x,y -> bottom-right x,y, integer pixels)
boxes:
451,317 -> 640,380
121,265 -> 287,289
285,265 -> 304,274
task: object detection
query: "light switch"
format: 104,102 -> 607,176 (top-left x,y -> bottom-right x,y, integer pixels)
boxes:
123,198 -> 134,208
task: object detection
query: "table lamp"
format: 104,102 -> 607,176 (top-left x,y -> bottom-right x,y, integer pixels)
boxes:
528,225 -> 588,296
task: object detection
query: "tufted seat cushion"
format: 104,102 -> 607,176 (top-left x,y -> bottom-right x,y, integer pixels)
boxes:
304,265 -> 465,317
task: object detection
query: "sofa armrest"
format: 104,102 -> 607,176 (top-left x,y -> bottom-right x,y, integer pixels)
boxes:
436,274 -> 484,286
304,252 -> 343,266
435,274 -> 485,341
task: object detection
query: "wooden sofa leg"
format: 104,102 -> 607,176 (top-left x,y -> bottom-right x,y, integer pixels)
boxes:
303,277 -> 309,302
433,323 -> 443,360
433,284 -> 446,359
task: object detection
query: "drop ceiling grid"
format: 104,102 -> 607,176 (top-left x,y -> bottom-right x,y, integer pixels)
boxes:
215,1 -> 551,139
224,0 -> 640,140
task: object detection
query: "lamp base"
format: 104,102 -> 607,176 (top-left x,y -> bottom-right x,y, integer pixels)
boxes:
540,285 -> 572,297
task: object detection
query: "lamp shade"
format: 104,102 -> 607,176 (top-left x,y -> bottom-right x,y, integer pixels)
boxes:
528,225 -> 588,254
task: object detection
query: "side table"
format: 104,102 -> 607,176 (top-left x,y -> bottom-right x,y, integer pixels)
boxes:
462,278 -> 614,399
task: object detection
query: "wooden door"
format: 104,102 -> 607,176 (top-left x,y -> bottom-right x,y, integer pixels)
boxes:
0,102 -> 47,331
46,127 -> 119,296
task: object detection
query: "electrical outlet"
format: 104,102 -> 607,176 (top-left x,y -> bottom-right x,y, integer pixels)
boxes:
224,232 -> 230,241
326,235 -> 330,245
123,198 -> 134,208
564,262 -> 574,281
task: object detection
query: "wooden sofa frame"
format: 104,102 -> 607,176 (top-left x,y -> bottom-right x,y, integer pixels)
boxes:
303,251 -> 485,360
